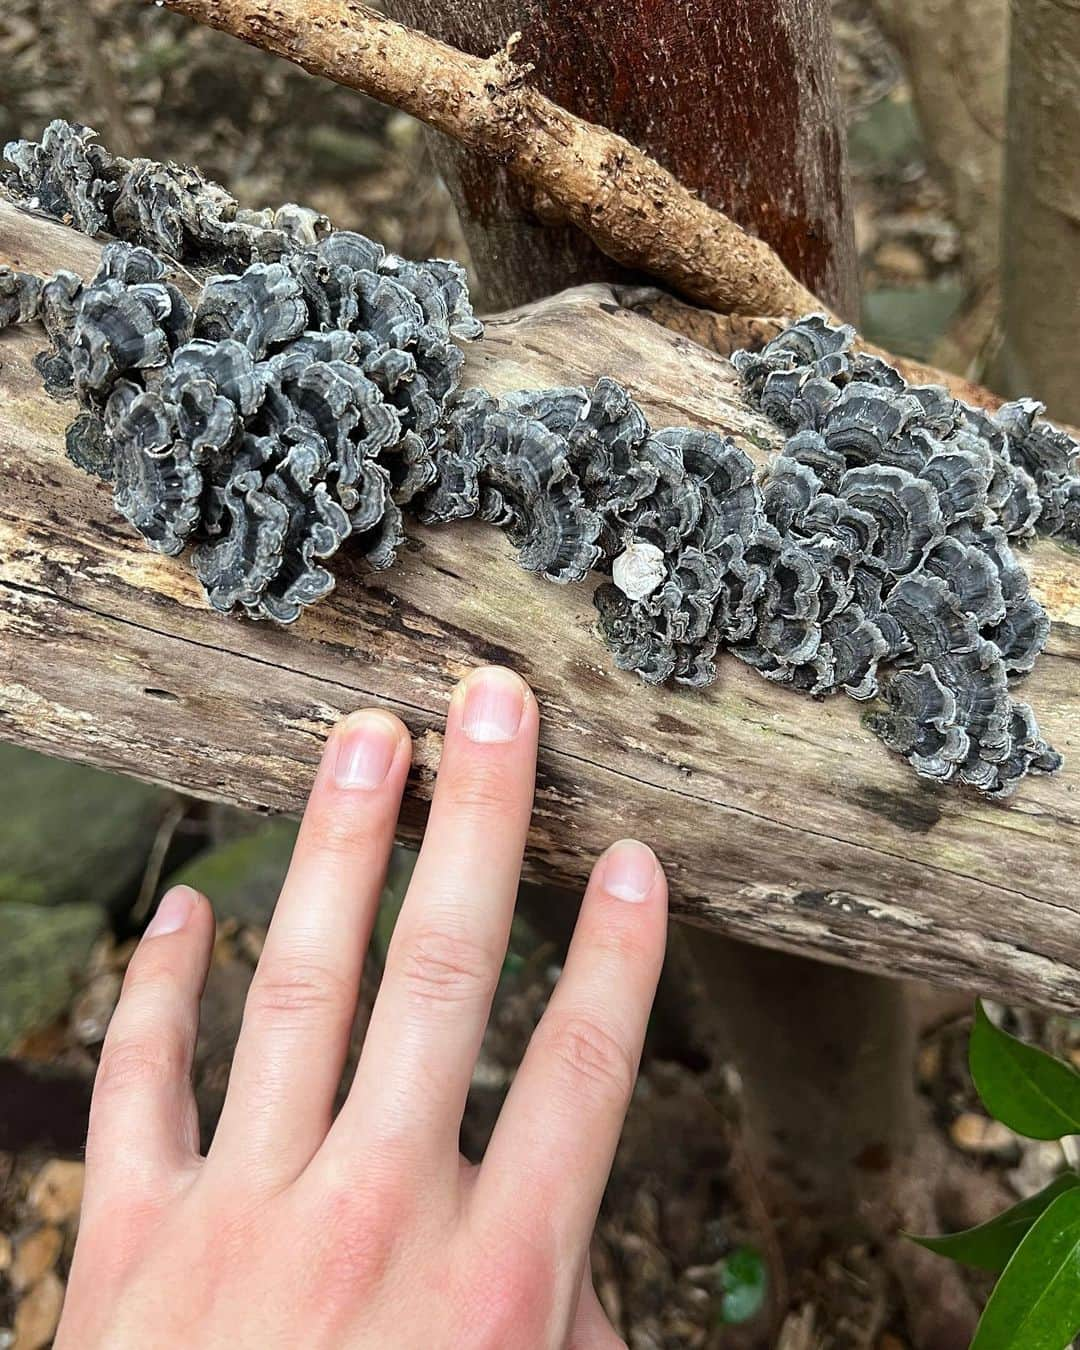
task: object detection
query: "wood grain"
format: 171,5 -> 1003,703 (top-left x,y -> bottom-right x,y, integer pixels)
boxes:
2,203 -> 1078,1012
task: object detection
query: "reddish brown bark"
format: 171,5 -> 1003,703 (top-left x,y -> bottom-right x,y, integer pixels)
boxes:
161,0 -> 827,319
384,0 -> 858,316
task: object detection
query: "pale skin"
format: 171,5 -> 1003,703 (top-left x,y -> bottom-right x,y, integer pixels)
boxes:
57,666 -> 668,1349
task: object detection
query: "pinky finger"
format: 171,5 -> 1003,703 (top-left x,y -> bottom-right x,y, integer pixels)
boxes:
474,840 -> 666,1261
567,1262 -> 627,1349
83,886 -> 214,1211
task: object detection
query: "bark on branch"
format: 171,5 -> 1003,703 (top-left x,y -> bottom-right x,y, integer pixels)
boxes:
151,0 -> 828,320
2,203 -> 1080,1015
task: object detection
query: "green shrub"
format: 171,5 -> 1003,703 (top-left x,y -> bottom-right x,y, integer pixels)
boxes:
910,1002 -> 1080,1350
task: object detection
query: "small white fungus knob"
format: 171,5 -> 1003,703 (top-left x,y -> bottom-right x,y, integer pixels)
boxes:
612,540 -> 666,601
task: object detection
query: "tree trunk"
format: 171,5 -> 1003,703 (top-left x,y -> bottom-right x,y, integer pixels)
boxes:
871,0 -> 1007,293
870,0 -> 1008,380
693,945 -> 918,1262
383,0 -> 858,318
996,0 -> 1080,422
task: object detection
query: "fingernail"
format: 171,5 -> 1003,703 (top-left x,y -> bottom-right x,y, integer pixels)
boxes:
145,886 -> 198,938
601,840 -> 658,903
460,667 -> 526,744
334,710 -> 402,789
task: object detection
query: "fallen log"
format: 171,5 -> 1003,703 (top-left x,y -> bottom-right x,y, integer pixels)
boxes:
2,202 -> 1079,1013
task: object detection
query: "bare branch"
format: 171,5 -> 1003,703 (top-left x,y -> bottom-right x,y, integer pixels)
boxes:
153,0 -> 829,320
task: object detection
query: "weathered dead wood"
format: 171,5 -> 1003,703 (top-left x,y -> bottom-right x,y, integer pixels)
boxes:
150,0 -> 827,320
618,288 -> 1021,417
2,203 -> 1079,1014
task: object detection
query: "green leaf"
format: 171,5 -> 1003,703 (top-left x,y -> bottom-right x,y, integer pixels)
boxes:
970,1002 -> 1080,1140
717,1246 -> 767,1325
910,1174 -> 1080,1272
971,1187 -> 1080,1350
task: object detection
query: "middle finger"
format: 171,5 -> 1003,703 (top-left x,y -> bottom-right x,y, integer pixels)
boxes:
327,666 -> 537,1169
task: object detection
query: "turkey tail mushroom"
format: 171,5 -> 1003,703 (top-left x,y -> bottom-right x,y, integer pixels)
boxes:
4,122 -> 1074,797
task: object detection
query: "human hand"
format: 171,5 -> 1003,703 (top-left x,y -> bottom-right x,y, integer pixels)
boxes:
57,667 -> 668,1349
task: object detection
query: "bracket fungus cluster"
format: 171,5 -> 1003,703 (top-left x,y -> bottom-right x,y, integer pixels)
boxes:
728,321 -> 1066,794
4,122 -> 479,622
3,121 -> 1076,796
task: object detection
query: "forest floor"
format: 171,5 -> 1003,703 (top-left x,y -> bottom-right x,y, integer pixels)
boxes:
1,3 -> 1077,1348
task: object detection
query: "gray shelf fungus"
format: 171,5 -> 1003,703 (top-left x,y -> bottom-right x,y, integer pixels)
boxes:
729,317 -> 1067,794
3,122 -> 1074,797
0,266 -> 44,326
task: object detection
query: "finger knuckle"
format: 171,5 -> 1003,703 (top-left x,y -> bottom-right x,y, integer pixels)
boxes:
394,925 -> 495,1010
543,1014 -> 636,1107
463,1241 -> 554,1350
70,1192 -> 170,1281
301,809 -> 375,862
95,1036 -> 182,1100
310,1171 -> 415,1298
444,762 -> 519,820
246,960 -> 352,1026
